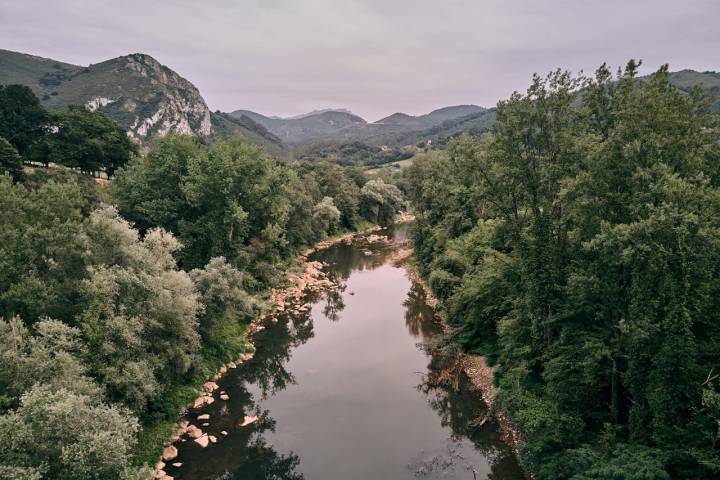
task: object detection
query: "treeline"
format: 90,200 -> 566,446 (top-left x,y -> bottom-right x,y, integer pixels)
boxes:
402,62 -> 720,479
0,84 -> 136,177
0,85 -> 403,479
293,140 -> 415,167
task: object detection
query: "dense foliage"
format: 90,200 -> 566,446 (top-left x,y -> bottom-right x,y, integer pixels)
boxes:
0,84 -> 136,177
403,62 -> 720,479
0,82 -> 402,477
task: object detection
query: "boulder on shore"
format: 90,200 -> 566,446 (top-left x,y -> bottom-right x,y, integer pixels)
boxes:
161,445 -> 177,461
239,415 -> 259,427
203,381 -> 219,393
194,434 -> 209,448
186,425 -> 203,439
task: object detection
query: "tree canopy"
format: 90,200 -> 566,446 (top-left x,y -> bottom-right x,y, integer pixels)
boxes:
403,62 -> 720,479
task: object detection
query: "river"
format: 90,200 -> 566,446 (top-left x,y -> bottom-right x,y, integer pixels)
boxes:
164,224 -> 524,480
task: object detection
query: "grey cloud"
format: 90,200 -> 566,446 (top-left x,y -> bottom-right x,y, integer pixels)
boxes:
1,0 -> 718,120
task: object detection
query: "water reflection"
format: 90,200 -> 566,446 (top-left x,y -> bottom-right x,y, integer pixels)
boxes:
167,224 -> 523,480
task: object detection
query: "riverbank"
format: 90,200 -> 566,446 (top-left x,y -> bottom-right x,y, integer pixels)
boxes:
395,250 -> 530,478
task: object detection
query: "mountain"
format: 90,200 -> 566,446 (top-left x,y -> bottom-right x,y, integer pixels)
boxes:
288,108 -> 355,120
375,105 -> 485,128
230,104 -> 486,146
229,109 -> 366,145
667,70 -> 720,112
0,49 -> 282,151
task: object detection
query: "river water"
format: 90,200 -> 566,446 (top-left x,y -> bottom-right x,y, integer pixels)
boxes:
165,225 -> 524,480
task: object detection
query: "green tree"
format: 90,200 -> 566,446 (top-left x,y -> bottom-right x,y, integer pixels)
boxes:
0,85 -> 49,156
0,384 -> 149,480
0,137 -> 24,181
44,106 -> 136,175
360,178 -> 403,225
80,206 -> 201,410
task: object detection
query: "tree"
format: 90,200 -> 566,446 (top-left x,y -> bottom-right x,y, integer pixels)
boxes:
80,206 -> 201,410
0,85 -> 49,156
403,62 -> 720,479
0,176 -> 88,322
0,317 -> 100,411
0,384 -> 149,480
312,196 -> 341,236
190,257 -> 255,359
0,137 -> 24,181
44,106 -> 137,175
359,178 -> 403,225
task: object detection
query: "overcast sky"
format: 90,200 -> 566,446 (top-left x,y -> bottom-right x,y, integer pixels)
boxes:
1,0 -> 718,121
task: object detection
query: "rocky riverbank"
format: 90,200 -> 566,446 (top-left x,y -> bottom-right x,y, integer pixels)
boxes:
151,223 -> 401,480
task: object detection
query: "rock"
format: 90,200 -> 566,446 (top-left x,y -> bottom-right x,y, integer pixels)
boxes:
172,462 -> 182,468
209,435 -> 217,443
197,414 -> 210,421
221,430 -> 228,436
203,381 -> 219,393
228,361 -> 237,369
159,475 -> 174,480
186,425 -> 203,439
239,352 -> 254,362
154,471 -> 166,479
155,461 -> 166,471
194,434 -> 209,448
193,396 -> 207,409
206,396 -> 215,405
239,415 -> 259,427
179,420 -> 189,429
162,445 -> 178,461
202,422 -> 209,427
219,366 -> 227,374
220,393 -> 230,400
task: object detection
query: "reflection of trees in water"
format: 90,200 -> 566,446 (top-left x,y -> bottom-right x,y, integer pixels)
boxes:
322,284 -> 346,321
233,436 -> 305,480
403,282 -> 437,338
417,374 -> 524,479
242,314 -> 316,398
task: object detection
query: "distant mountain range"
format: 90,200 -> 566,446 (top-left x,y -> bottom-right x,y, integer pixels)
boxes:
1,48 -> 718,156
230,104 -> 492,146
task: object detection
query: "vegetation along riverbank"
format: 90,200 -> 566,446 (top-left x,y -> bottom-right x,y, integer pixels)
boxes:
401,63 -> 720,479
0,83 -> 406,479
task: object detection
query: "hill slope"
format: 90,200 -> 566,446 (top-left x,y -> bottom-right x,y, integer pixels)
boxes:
0,49 -> 283,151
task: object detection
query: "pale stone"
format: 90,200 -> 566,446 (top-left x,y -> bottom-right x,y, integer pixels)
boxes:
209,435 -> 217,443
239,415 -> 259,427
161,445 -> 178,461
197,414 -> 210,420
186,425 -> 203,439
221,430 -> 228,436
172,462 -> 182,468
194,434 -> 209,448
203,381 -> 219,393
220,393 -> 230,401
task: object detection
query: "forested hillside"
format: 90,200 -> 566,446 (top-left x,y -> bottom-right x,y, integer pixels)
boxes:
0,84 -> 404,479
402,62 -> 720,479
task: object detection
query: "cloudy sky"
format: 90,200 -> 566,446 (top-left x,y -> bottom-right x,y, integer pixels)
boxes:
1,0 -> 718,121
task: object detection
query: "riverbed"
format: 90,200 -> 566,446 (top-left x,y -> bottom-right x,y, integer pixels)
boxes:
165,225 -> 524,480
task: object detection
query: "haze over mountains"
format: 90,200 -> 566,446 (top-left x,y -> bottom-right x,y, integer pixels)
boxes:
2,48 -> 719,156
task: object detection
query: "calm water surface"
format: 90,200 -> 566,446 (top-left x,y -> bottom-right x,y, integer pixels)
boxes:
167,225 -> 524,480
